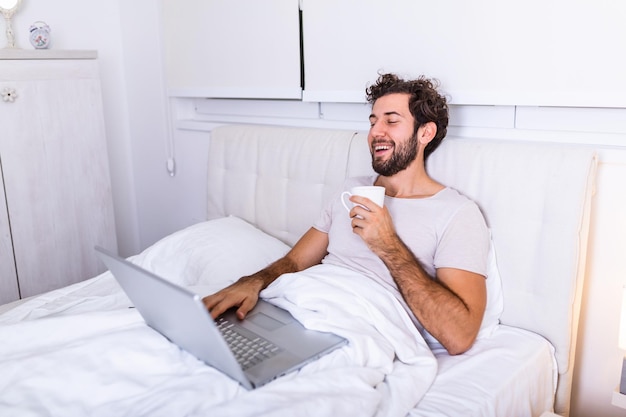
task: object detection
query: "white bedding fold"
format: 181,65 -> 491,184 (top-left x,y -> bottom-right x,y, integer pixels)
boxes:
262,264 -> 438,416
0,264 -> 437,417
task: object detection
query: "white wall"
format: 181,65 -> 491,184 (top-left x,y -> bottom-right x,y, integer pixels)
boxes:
4,1 -> 626,416
572,156 -> 626,416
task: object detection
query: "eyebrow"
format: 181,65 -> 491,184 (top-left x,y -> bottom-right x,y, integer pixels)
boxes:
369,111 -> 403,120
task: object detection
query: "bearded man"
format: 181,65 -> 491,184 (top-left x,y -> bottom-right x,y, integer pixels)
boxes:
203,73 -> 490,355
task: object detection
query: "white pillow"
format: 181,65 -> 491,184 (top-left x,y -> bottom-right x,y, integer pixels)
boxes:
132,216 -> 290,288
479,238 -> 504,339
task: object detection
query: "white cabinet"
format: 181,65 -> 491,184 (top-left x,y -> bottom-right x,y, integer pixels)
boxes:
160,0 -> 626,107
301,0 -> 626,107
0,169 -> 19,302
160,0 -> 302,99
0,51 -> 117,304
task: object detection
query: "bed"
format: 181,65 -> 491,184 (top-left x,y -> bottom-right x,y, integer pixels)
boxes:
0,124 -> 596,417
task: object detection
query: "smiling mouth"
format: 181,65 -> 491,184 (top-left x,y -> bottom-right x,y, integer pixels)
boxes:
372,143 -> 393,156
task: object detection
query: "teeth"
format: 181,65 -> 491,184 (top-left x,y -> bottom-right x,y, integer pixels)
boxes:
375,145 -> 391,151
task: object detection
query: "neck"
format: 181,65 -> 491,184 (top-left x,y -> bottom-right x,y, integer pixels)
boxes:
374,159 -> 444,199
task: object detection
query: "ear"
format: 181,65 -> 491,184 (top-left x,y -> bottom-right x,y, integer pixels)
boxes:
418,122 -> 438,145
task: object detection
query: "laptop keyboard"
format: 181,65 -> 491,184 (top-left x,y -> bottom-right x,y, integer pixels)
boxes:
216,317 -> 282,370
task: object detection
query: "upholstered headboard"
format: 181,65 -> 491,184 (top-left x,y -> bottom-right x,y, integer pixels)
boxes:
206,125 -> 372,246
206,124 -> 597,416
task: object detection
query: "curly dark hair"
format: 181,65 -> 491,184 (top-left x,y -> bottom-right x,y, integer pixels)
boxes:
365,73 -> 449,160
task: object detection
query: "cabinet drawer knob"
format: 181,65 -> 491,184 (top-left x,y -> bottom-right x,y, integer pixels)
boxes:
1,87 -> 18,103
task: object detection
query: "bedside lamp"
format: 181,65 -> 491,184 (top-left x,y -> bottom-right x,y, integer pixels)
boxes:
620,287 -> 626,394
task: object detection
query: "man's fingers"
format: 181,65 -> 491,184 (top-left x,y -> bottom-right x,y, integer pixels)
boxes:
203,293 -> 256,320
236,297 -> 258,320
202,279 -> 262,320
208,300 -> 229,320
202,294 -> 219,311
202,294 -> 231,319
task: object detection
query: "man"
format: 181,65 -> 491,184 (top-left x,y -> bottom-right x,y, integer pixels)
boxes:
203,73 -> 490,355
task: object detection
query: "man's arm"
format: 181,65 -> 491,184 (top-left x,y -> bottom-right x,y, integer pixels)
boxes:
202,227 -> 329,320
349,196 -> 486,355
374,237 -> 486,355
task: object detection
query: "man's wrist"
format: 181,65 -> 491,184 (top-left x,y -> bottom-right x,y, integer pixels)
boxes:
240,274 -> 269,292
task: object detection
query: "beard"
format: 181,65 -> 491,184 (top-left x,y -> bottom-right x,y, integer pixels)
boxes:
371,133 -> 419,176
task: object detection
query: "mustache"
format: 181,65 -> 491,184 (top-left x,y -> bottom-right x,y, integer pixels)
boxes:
371,139 -> 394,146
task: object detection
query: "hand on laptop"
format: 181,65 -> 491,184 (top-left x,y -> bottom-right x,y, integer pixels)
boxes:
204,228 -> 329,320
203,276 -> 265,320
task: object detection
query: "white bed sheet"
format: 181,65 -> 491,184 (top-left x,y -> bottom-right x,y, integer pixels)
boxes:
0,217 -> 557,416
412,326 -> 557,417
0,282 -> 556,417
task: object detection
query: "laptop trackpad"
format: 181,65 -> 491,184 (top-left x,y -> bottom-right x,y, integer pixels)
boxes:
248,313 -> 285,331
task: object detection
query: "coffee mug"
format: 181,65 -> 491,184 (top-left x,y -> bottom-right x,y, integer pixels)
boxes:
341,185 -> 385,211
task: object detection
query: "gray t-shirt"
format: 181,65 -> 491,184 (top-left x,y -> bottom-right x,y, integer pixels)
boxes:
313,175 -> 490,341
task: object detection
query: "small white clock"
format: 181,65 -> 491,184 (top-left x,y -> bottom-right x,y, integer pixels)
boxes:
29,21 -> 51,49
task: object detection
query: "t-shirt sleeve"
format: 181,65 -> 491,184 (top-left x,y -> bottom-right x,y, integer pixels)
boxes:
313,176 -> 372,234
434,201 -> 490,276
313,197 -> 333,234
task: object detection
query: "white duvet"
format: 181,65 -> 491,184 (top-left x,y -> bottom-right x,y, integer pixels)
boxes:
0,218 -> 439,417
0,217 -> 558,416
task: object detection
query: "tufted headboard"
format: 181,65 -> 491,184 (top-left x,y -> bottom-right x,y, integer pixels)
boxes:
206,125 -> 373,246
206,124 -> 597,416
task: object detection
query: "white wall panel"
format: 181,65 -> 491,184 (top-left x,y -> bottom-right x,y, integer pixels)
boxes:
516,107 -> 626,134
194,98 -> 319,119
449,105 -> 515,128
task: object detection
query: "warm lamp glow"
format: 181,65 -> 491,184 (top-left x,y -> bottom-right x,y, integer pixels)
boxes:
620,286 -> 626,394
620,287 -> 626,350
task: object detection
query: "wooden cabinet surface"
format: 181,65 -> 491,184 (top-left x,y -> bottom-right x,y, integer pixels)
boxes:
0,54 -> 117,303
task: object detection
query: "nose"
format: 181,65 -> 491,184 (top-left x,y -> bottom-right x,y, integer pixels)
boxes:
369,120 -> 385,139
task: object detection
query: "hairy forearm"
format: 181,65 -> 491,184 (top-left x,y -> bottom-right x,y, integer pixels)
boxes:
242,227 -> 328,291
204,227 -> 328,319
376,237 -> 478,355
242,255 -> 301,291
204,252 -> 304,320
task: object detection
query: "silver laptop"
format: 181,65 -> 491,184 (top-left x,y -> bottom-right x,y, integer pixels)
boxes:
95,246 -> 347,389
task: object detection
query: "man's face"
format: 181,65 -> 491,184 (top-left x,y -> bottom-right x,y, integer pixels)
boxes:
368,93 -> 419,176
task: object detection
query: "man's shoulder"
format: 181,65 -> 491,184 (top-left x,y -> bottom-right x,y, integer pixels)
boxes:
436,187 -> 473,204
432,187 -> 485,219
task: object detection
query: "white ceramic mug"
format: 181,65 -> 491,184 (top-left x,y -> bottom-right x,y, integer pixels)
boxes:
341,185 -> 385,212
